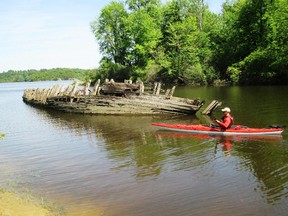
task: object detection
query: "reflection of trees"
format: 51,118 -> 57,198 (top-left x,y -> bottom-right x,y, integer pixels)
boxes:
28,108 -> 288,204
234,140 -> 288,204
154,130 -> 287,204
33,109 -> 212,179
213,135 -> 287,204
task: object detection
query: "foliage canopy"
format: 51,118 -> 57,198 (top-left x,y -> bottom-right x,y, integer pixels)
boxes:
90,0 -> 288,85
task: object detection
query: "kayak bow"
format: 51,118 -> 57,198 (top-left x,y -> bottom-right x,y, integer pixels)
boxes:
152,123 -> 284,136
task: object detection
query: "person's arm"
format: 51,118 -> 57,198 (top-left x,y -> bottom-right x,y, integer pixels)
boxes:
216,117 -> 232,129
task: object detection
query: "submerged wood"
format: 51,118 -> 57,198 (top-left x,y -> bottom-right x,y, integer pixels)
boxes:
22,80 -> 205,115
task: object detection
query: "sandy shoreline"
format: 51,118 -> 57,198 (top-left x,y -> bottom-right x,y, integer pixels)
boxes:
0,189 -> 54,216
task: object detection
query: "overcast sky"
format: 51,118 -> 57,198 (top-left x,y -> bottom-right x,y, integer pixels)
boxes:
0,0 -> 225,72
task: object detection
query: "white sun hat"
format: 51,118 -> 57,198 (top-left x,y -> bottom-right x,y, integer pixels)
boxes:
221,107 -> 231,112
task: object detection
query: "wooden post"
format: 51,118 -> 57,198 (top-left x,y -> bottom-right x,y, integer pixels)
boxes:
46,85 -> 60,98
42,88 -> 50,103
165,89 -> 170,97
139,82 -> 144,95
153,82 -> 158,95
42,87 -> 51,103
63,85 -> 73,96
44,86 -> 52,98
166,86 -> 176,99
70,82 -> 79,97
58,85 -> 66,96
84,80 -> 91,95
155,82 -> 161,96
48,85 -> 57,97
91,79 -> 100,95
53,85 -> 62,97
35,88 -> 42,101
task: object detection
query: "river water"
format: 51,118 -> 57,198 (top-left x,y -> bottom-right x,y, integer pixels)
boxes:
0,81 -> 288,216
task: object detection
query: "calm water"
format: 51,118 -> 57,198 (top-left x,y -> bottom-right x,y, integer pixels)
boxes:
0,81 -> 288,216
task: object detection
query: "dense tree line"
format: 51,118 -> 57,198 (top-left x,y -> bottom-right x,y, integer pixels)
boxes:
0,68 -> 94,83
90,0 -> 288,85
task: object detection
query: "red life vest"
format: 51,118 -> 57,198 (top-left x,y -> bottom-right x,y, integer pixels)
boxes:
220,115 -> 234,129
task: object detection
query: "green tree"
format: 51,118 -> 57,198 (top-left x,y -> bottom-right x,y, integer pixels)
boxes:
125,6 -> 162,78
89,0 -> 287,85
91,0 -> 163,81
159,0 -> 211,84
125,0 -> 161,11
217,0 -> 288,84
265,0 -> 288,82
91,1 -> 130,66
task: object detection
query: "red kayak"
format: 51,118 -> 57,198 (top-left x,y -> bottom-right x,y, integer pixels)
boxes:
152,123 -> 284,136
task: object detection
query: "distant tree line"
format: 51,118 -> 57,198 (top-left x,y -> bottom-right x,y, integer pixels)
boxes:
90,0 -> 288,85
0,68 -> 94,83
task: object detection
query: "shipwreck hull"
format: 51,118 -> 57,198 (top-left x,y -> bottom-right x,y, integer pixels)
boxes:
22,80 -> 204,115
49,95 -> 202,115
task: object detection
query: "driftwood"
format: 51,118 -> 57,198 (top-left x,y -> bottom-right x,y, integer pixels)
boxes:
22,80 -> 205,115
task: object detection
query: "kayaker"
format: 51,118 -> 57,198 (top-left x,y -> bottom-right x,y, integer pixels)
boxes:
214,107 -> 234,129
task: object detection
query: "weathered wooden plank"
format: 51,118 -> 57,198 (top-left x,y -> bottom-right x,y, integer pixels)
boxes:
91,79 -> 100,95
166,86 -> 176,99
155,82 -> 161,96
69,83 -> 79,97
201,100 -> 222,115
84,80 -> 91,95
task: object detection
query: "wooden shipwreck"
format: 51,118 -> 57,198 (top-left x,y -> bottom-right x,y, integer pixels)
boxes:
22,79 -> 206,115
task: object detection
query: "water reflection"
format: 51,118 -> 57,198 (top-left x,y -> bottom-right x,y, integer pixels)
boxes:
235,139 -> 288,205
2,82 -> 288,215
31,109 -> 214,179
22,106 -> 288,211
155,131 -> 282,152
155,130 -> 287,205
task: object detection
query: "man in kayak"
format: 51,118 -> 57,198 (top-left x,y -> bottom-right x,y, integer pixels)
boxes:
214,107 -> 234,129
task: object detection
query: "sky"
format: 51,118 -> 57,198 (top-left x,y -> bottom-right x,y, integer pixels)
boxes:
0,0 -> 226,72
